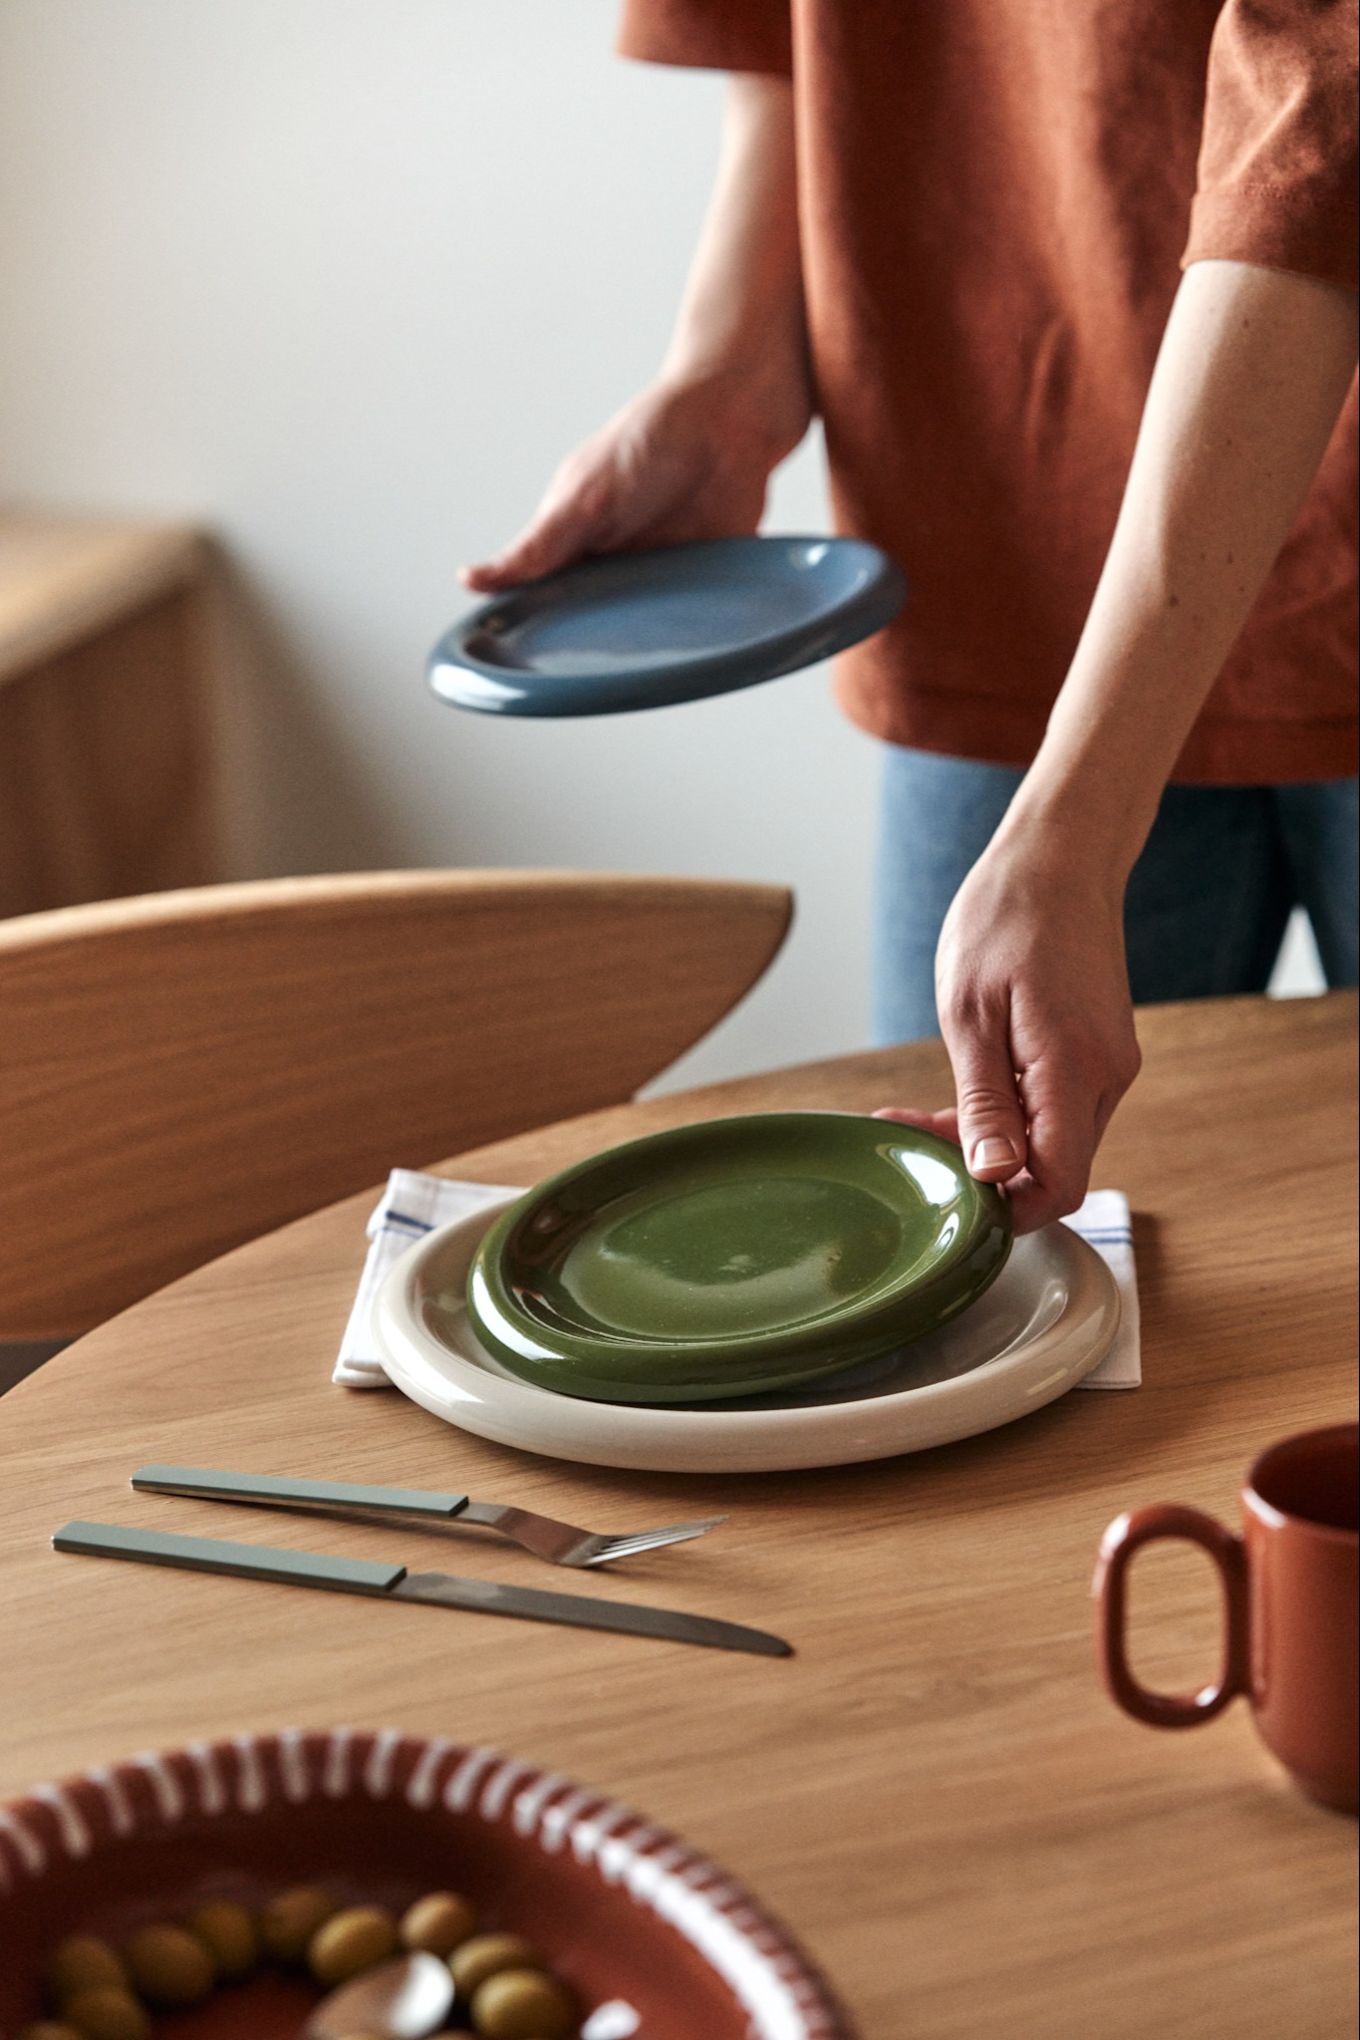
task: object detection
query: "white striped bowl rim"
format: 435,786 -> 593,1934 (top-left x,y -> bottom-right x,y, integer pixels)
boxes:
0,1727 -> 855,2040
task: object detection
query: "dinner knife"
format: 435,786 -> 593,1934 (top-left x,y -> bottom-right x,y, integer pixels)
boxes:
51,1521 -> 792,1658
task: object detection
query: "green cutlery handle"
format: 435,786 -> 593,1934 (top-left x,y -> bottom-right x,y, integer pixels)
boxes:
132,1464 -> 470,1518
53,1520 -> 407,1595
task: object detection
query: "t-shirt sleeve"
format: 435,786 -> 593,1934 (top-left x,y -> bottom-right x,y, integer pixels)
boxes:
615,0 -> 792,76
1183,0 -> 1359,290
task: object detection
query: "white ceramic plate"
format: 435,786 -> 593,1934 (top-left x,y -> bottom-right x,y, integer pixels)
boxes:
374,1197 -> 1120,1474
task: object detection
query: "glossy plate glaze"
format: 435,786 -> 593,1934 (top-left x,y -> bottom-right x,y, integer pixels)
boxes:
465,1116 -> 1012,1403
0,1730 -> 851,2040
428,535 -> 906,716
375,1199 -> 1121,1474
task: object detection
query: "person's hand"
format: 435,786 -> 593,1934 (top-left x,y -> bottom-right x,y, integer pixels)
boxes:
876,843 -> 1142,1232
461,369 -> 810,593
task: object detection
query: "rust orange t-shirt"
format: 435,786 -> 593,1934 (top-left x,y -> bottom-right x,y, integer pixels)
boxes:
617,0 -> 1359,784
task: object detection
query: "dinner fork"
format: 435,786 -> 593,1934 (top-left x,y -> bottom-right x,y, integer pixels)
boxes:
130,1465 -> 725,1570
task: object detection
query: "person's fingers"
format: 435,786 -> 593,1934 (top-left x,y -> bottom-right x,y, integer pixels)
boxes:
1093,1088 -> 1122,1149
938,992 -> 1028,1183
1012,1015 -> 1139,1230
461,464 -> 618,591
1009,1085 -> 1122,1235
871,1106 -> 962,1146
1006,1167 -> 1090,1233
1002,1070 -> 1096,1231
985,1171 -> 1038,1232
461,504 -> 593,591
459,556 -> 516,592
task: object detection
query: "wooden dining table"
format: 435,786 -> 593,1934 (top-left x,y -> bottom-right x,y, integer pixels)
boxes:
2,992 -> 1356,2038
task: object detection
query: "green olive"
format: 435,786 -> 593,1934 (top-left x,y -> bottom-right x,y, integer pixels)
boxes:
258,1885 -> 339,1961
469,1967 -> 576,2040
123,1923 -> 215,2006
46,1937 -> 130,2005
307,1905 -> 399,1986
400,1889 -> 478,1957
61,1989 -> 152,2040
185,1898 -> 258,1979
448,1933 -> 539,1998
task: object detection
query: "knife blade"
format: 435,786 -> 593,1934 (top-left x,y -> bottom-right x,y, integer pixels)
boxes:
52,1521 -> 792,1659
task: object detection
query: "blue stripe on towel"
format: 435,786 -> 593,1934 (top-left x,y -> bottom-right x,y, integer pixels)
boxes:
380,1210 -> 437,1236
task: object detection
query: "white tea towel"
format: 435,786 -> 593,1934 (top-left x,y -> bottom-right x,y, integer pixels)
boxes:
1062,1188 -> 1140,1388
335,1171 -> 1140,1390
333,1170 -> 521,1388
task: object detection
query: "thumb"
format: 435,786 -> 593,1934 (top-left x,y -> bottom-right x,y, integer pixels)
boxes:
941,1000 -> 1028,1183
463,455 -> 624,591
463,496 -> 592,592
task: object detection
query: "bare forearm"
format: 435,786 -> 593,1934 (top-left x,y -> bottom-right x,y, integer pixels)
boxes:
999,260 -> 1358,880
924,259 -> 1356,1225
661,76 -> 810,450
464,79 -> 809,588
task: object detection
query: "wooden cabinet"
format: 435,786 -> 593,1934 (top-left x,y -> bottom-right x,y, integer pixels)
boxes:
0,513 -> 218,916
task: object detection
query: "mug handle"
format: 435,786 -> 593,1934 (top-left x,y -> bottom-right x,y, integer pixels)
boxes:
1093,1504 -> 1249,1727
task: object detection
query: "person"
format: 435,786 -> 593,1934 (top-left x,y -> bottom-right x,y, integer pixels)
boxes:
464,2 -> 1359,1233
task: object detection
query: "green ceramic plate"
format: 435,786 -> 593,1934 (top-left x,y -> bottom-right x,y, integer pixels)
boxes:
466,1113 -> 1012,1404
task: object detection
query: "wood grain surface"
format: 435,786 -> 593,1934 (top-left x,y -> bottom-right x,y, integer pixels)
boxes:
0,870 -> 789,1336
0,514 -> 217,923
1,993 -> 1355,2038
0,589 -> 216,923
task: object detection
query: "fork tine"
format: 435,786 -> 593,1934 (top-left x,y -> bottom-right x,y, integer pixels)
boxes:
588,1537 -> 692,1563
582,1516 -> 728,1565
608,1515 -> 727,1548
129,1474 -> 723,1572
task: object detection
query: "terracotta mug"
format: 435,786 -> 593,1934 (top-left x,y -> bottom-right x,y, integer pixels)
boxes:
1093,1422 -> 1358,1813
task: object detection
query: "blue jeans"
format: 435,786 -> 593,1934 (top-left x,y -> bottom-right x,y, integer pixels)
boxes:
872,747 -> 1360,1044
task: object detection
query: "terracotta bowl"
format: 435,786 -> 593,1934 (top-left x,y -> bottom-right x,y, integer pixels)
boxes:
0,1728 -> 853,2039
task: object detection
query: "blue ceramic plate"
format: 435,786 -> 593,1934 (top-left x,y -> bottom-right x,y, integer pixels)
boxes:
429,535 -> 906,717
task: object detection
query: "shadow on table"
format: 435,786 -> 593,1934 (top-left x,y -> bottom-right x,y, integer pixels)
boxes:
0,1341 -> 65,1397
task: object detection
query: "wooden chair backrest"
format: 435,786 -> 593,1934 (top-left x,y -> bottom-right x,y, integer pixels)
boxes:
0,870 -> 792,1336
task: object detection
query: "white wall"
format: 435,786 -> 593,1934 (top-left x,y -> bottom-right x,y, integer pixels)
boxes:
0,0 -> 883,1092
0,0 -> 1318,1095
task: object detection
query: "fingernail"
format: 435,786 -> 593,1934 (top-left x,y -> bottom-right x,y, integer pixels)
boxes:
971,1136 -> 1019,1169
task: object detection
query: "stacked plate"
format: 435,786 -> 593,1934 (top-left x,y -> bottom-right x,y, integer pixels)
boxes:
463,1114 -> 1012,1404
374,1113 -> 1124,1474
